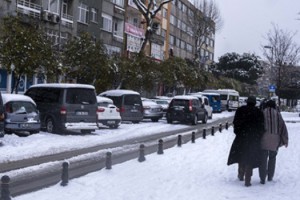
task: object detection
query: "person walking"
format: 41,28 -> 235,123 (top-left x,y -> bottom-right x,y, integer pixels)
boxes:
259,99 -> 288,184
227,96 -> 265,187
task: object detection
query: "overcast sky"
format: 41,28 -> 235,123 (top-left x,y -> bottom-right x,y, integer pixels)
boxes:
208,0 -> 300,61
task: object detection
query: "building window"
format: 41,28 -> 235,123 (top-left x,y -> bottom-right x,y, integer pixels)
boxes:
177,19 -> 181,29
91,8 -> 98,23
180,41 -> 185,49
102,13 -> 112,32
78,3 -> 89,24
169,35 -> 175,45
47,0 -> 59,13
187,44 -> 192,52
176,38 -> 180,47
170,15 -> 176,25
111,0 -> 124,7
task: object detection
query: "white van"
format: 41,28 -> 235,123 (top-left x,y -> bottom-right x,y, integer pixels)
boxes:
203,89 -> 239,111
188,93 -> 213,119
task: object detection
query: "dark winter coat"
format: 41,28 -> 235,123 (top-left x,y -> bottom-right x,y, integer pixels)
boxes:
227,104 -> 265,168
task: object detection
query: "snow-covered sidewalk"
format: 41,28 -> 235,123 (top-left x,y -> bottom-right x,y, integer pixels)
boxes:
11,112 -> 300,200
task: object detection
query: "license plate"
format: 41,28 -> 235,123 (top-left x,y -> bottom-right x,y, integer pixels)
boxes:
131,109 -> 138,113
107,121 -> 116,124
19,123 -> 30,128
76,111 -> 88,115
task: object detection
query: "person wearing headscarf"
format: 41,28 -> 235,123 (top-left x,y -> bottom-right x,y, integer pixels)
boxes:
259,99 -> 288,184
227,96 -> 265,187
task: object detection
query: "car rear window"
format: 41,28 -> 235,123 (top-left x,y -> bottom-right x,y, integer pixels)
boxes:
5,101 -> 37,114
66,88 -> 96,105
124,95 -> 141,106
171,99 -> 189,107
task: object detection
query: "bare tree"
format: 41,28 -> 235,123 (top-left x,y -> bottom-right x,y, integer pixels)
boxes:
262,24 -> 300,105
133,0 -> 173,53
187,0 -> 222,63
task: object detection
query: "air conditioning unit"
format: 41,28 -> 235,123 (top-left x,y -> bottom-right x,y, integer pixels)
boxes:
42,11 -> 53,22
52,14 -> 60,23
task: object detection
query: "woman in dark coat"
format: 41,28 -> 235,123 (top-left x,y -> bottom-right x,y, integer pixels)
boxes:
227,96 -> 265,187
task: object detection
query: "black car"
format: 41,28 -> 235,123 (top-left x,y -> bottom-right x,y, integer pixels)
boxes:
166,95 -> 207,125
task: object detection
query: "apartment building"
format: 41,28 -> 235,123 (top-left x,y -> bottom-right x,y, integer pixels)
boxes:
0,0 -> 215,92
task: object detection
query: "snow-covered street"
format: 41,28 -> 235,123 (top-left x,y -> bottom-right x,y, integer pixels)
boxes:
2,112 -> 299,200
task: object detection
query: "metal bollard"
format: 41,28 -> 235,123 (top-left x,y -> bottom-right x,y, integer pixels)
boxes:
226,122 -> 229,130
191,132 -> 195,143
138,144 -> 146,162
1,175 -> 11,200
219,123 -> 222,132
157,139 -> 164,154
61,162 -> 69,186
177,135 -> 182,147
203,129 -> 206,139
211,126 -> 214,136
106,152 -> 112,169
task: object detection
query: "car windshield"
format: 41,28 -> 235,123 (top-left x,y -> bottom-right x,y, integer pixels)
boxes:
5,101 -> 37,114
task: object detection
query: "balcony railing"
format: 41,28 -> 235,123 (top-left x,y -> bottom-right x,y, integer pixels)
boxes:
17,0 -> 41,19
61,13 -> 74,28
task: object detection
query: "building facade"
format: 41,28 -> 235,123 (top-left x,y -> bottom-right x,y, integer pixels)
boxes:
0,0 -> 216,92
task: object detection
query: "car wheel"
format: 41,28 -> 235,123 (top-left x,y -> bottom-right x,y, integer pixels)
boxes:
46,118 -> 56,133
209,113 -> 213,119
202,114 -> 208,124
132,121 -> 140,124
109,125 -> 119,129
191,115 -> 198,125
81,130 -> 92,134
151,118 -> 159,122
167,118 -> 173,124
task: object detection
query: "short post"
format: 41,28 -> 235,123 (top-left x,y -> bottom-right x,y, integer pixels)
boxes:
157,139 -> 164,154
225,122 -> 229,130
211,126 -> 214,136
203,129 -> 206,139
191,132 -> 195,143
138,144 -> 146,162
1,175 -> 11,200
106,152 -> 112,169
61,162 -> 69,186
219,123 -> 222,132
177,135 -> 182,147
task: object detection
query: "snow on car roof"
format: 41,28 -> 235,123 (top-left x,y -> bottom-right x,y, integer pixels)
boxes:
201,92 -> 220,96
99,89 -> 140,96
1,94 -> 36,105
29,83 -> 95,89
173,95 -> 198,100
96,96 -> 113,103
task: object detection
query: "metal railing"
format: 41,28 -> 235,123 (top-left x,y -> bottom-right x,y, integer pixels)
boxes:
17,0 -> 41,19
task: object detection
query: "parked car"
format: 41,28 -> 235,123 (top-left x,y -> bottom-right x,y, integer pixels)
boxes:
142,98 -> 164,122
151,99 -> 170,116
99,89 -> 143,123
188,93 -> 213,119
2,94 -> 40,135
166,95 -> 207,125
96,96 -> 121,129
25,83 -> 98,134
0,91 -> 4,138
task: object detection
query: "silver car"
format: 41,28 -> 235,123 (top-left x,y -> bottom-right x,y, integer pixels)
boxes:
2,94 -> 40,135
142,98 -> 164,122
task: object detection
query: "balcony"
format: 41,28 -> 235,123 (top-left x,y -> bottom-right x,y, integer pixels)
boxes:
61,13 -> 74,28
17,0 -> 41,19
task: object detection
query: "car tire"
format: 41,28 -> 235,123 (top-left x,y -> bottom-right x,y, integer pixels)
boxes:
109,125 -> 119,129
81,130 -> 92,134
46,118 -> 56,133
167,118 -> 173,124
151,118 -> 159,122
202,114 -> 208,124
209,113 -> 213,119
191,115 -> 198,125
